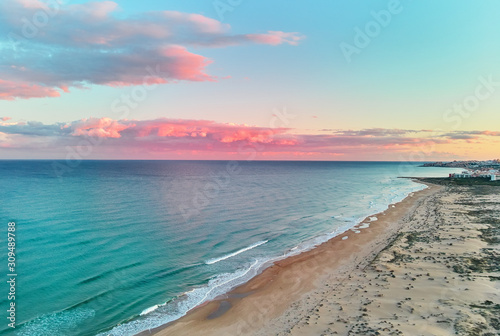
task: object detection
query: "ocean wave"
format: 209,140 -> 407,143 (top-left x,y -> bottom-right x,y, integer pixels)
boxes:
98,259 -> 266,336
205,240 -> 268,265
140,304 -> 163,316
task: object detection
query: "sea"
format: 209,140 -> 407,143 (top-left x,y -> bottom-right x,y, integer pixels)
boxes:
0,161 -> 463,336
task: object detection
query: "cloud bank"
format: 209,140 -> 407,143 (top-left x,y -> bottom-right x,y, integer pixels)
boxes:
0,0 -> 305,100
1,118 -> 498,160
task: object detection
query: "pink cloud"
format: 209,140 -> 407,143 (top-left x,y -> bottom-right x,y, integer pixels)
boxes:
1,117 -> 12,121
135,120 -> 210,138
1,46 -> 215,100
0,79 -> 61,100
162,11 -> 229,34
0,119 -> 498,160
129,119 -> 291,145
0,132 -> 11,148
70,117 -> 134,138
246,31 -> 305,46
216,129 -> 282,143
70,1 -> 119,20
15,0 -> 45,9
477,130 -> 500,136
160,45 -> 215,82
0,0 -> 305,100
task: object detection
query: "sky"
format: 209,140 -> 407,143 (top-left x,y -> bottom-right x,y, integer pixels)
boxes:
0,0 -> 499,160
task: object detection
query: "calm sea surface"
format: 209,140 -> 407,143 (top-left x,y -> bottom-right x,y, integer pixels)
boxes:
0,161 -> 462,335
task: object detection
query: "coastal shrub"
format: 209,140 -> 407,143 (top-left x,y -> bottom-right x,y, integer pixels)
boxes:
453,264 -> 467,274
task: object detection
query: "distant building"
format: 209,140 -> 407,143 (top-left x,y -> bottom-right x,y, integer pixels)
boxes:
450,169 -> 499,181
460,171 -> 472,178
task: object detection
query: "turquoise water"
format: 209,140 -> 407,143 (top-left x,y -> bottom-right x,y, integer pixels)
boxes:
0,161 -> 461,336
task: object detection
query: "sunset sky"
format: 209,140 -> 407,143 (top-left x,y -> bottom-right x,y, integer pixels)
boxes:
0,0 -> 499,160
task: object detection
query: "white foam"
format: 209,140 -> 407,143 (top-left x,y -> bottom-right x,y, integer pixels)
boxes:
140,304 -> 162,316
342,236 -> 348,240
99,259 -> 266,336
205,240 -> 268,265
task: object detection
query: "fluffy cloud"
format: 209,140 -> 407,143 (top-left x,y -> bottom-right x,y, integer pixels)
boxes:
0,0 -> 304,100
0,79 -> 61,100
244,31 -> 304,46
322,128 -> 425,137
441,130 -> 500,139
69,117 -> 134,138
1,119 -> 498,159
69,118 -> 295,146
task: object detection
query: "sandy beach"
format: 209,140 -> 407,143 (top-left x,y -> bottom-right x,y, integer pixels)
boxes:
145,179 -> 500,336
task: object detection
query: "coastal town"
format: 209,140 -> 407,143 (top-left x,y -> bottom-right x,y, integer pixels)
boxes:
423,159 -> 500,180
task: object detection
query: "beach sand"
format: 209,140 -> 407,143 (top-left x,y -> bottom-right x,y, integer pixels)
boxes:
145,180 -> 500,336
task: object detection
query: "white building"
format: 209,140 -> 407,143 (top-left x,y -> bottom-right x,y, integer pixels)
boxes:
459,171 -> 472,178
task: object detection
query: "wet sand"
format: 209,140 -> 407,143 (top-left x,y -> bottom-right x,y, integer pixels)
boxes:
145,180 -> 500,336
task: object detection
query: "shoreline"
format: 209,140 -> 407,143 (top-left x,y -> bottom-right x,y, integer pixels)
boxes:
139,179 -> 439,336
